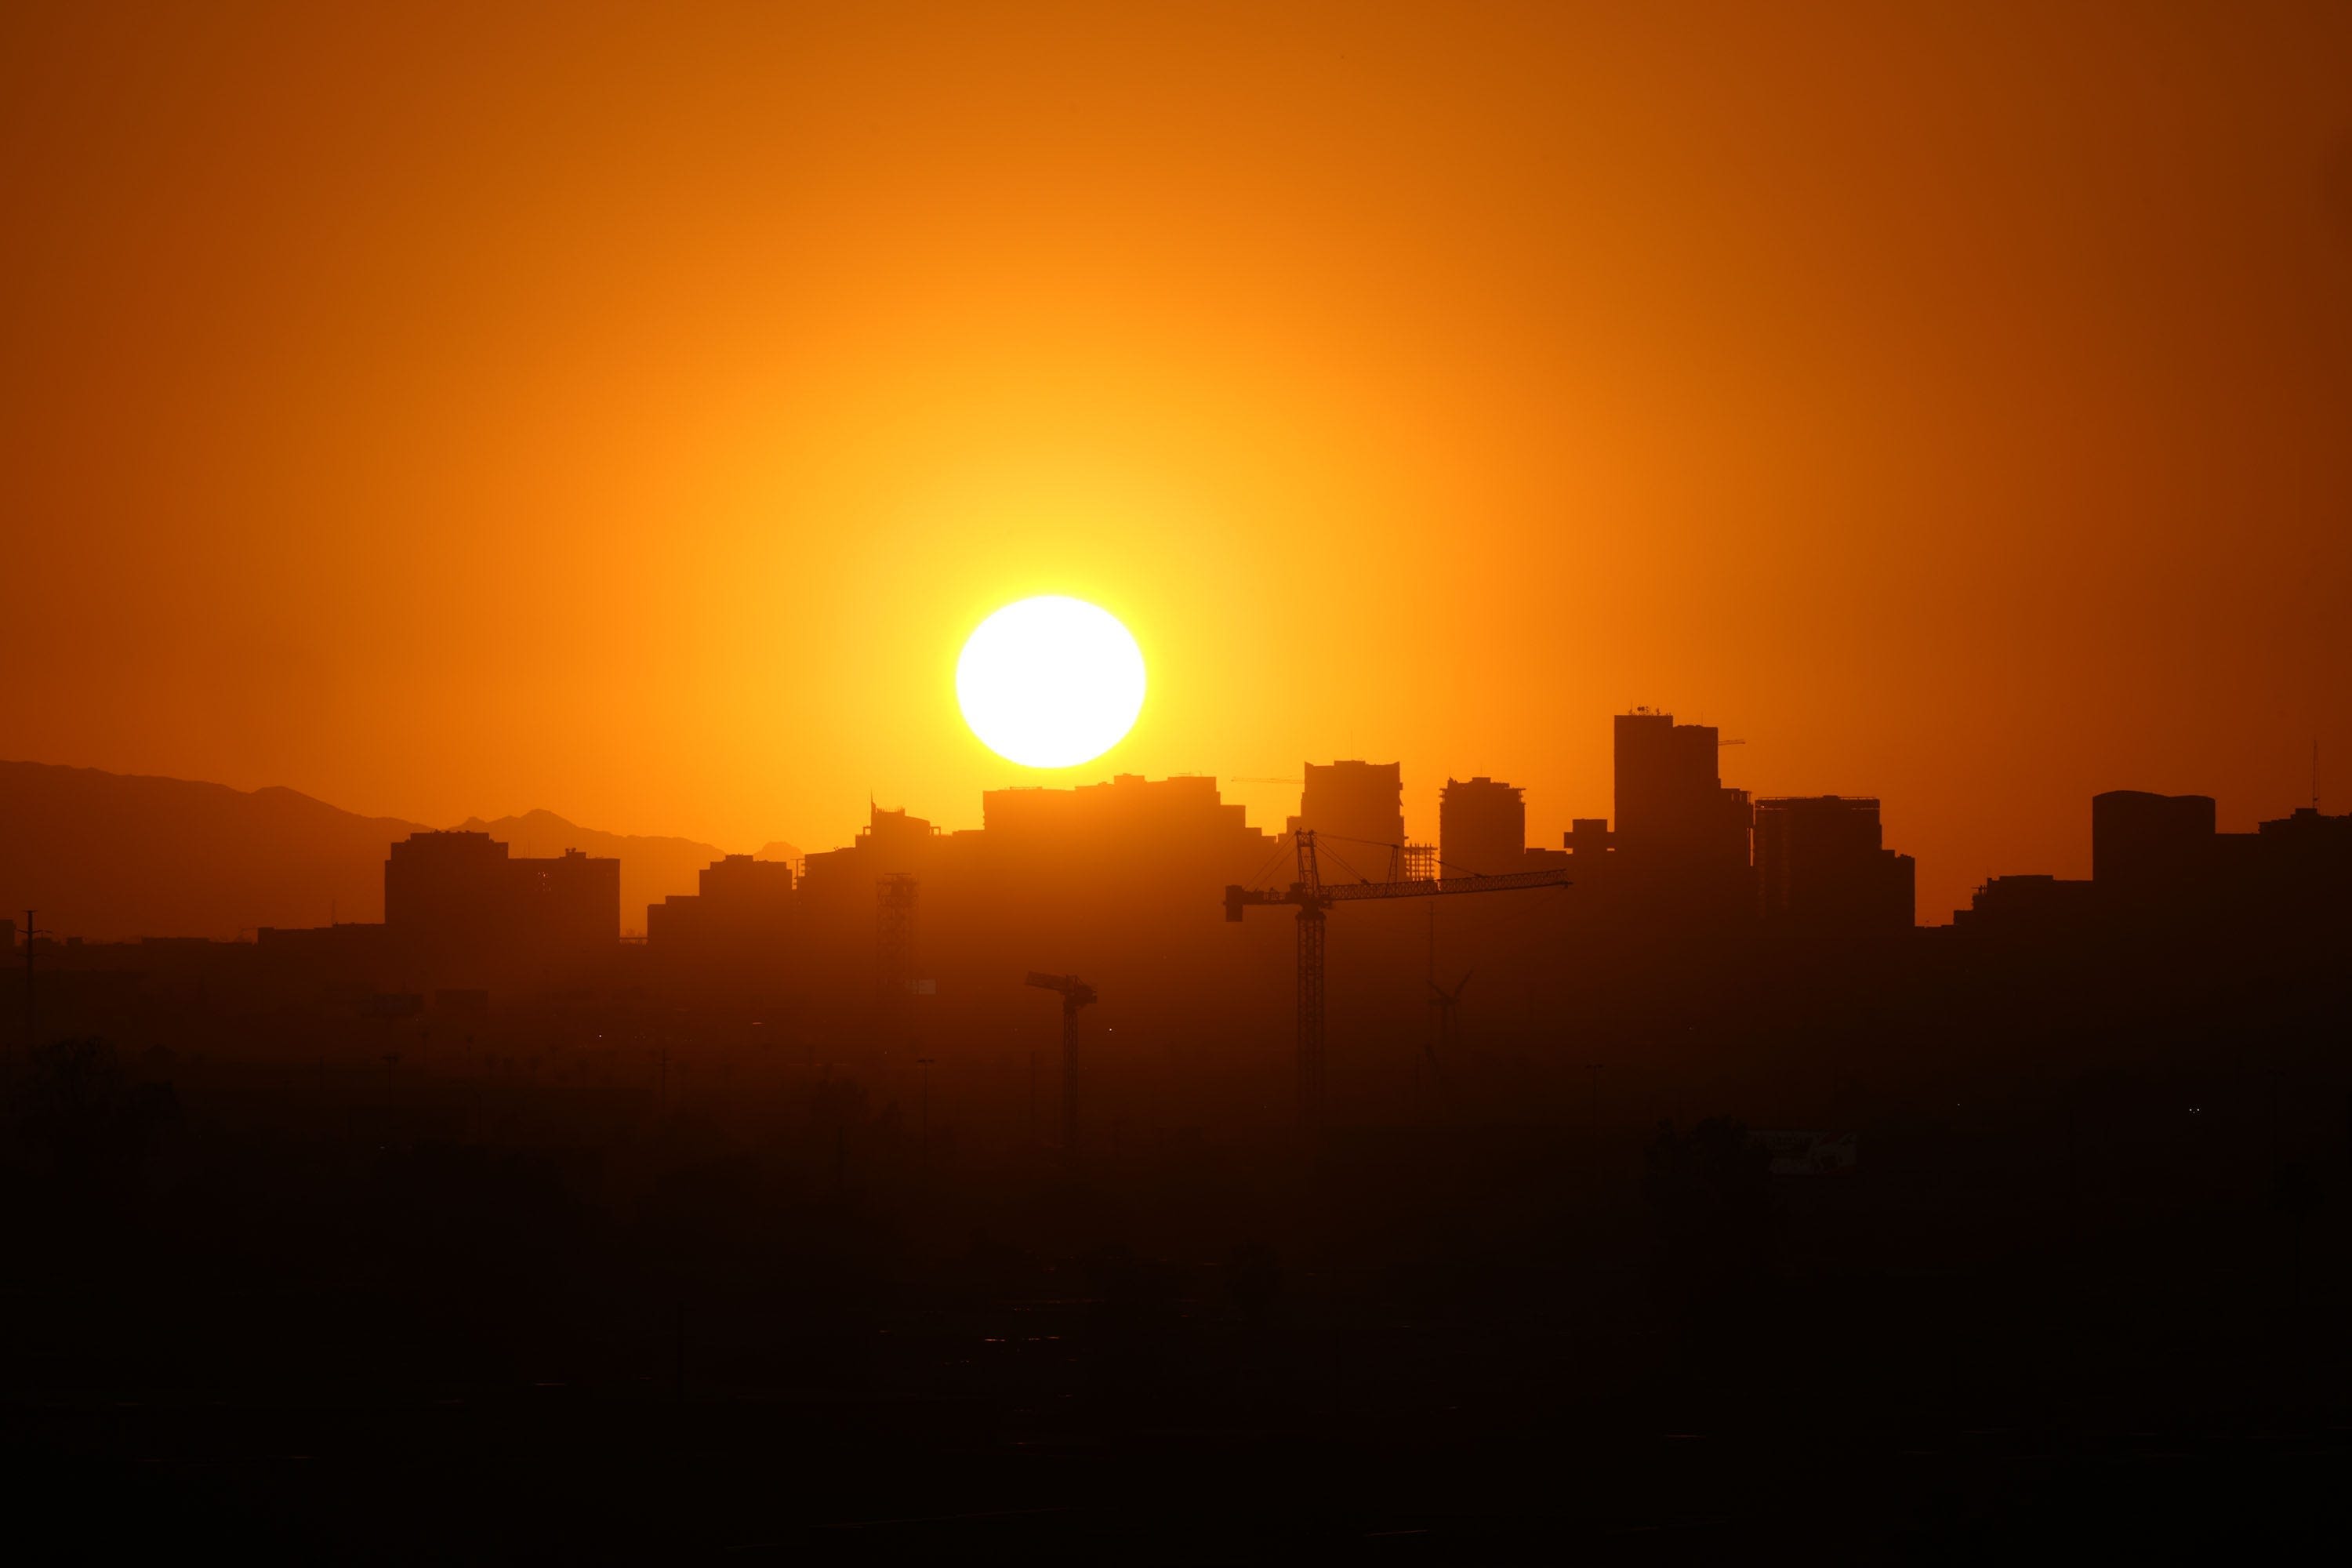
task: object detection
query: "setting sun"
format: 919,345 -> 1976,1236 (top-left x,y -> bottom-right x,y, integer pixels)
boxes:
956,596 -> 1146,769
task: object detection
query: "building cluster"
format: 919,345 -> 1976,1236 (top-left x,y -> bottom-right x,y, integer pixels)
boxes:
23,708 -> 2350,1026
180,708 -> 1933,1008
1957,789 -> 2352,935
256,830 -> 622,996
647,853 -> 794,962
1312,710 -> 1915,934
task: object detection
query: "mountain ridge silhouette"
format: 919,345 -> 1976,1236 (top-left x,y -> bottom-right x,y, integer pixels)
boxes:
0,759 -> 795,940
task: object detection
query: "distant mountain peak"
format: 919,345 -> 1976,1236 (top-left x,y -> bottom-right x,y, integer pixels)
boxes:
1,760 -> 782,939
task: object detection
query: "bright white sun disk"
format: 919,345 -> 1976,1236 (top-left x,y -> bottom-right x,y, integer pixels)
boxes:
956,597 -> 1145,768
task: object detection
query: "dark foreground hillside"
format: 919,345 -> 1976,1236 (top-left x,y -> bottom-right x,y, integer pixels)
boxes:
2,1027 -> 2344,1563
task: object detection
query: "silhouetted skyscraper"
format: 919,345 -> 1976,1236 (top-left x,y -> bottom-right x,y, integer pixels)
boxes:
699,851 -> 796,906
1553,818 -> 1617,899
384,830 -> 618,988
2242,806 -> 2352,926
857,804 -> 939,871
385,829 -> 511,934
1438,776 -> 1526,877
1753,795 -> 1915,931
1611,709 -> 1751,918
648,853 -> 796,975
1290,760 -> 1406,863
797,803 -> 940,902
1974,791 -> 2352,933
985,771 -> 1252,844
2092,789 -> 2217,895
982,773 -> 1278,906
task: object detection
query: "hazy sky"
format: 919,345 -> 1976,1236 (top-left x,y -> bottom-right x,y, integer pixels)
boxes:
5,1 -> 2350,920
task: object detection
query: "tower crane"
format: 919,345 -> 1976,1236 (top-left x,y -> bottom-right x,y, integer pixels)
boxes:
1225,830 -> 1568,1128
1422,903 -> 1469,1081
1427,969 -> 1473,1066
1025,971 -> 1098,1161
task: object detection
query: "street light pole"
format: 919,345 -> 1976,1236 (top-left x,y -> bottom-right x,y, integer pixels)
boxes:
916,1056 -> 936,1175
21,908 -> 46,1058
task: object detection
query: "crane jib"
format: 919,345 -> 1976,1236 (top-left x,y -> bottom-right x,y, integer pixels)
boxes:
1221,827 -> 1571,1129
1223,870 -> 1569,918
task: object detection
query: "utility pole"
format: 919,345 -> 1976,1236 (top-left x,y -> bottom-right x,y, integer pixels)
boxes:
877,874 -> 918,1005
21,909 -> 49,1058
1584,1062 -> 1605,1187
916,1056 -> 936,1175
1425,905 -> 1436,1093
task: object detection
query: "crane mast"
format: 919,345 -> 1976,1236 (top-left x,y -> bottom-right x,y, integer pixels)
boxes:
1225,829 -> 1568,1130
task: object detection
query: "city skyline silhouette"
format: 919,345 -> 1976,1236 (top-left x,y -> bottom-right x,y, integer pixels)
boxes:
11,707 -> 2347,941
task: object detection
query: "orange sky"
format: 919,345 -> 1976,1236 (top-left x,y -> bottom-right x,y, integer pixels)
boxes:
5,1 -> 2350,921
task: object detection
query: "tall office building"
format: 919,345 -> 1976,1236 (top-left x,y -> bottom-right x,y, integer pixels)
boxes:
648,853 -> 796,953
984,772 -> 1277,899
384,830 -> 619,986
985,771 -> 1253,846
2092,789 -> 2352,927
1289,760 -> 1407,866
1438,776 -> 1527,877
1611,709 -> 1752,916
2091,790 -> 2217,891
1753,795 -> 1915,931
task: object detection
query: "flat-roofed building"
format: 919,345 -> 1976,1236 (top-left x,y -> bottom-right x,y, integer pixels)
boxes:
1754,795 -> 1915,931
384,830 -> 618,989
1438,775 -> 1526,878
